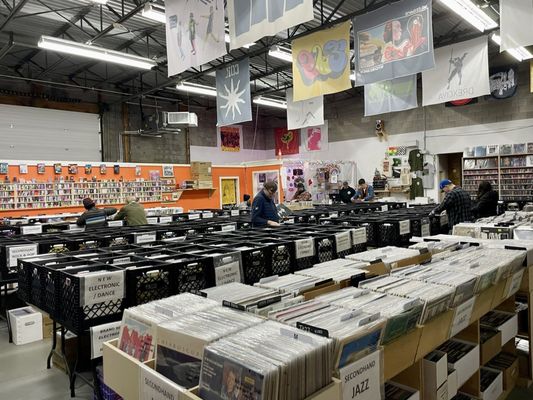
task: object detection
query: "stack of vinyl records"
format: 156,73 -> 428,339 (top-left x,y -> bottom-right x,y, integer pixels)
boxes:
198,320 -> 333,400
409,239 -> 461,256
118,293 -> 218,362
294,258 -> 368,285
254,274 -> 330,296
346,246 -> 422,265
155,306 -> 264,388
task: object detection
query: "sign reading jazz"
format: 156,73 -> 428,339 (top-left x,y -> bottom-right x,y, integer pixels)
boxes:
353,0 -> 434,86
216,57 -> 252,126
165,0 -> 226,77
422,36 -> 490,106
292,21 -> 351,101
227,0 -> 314,50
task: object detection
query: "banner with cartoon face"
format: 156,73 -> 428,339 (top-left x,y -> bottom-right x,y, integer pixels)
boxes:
292,21 -> 351,101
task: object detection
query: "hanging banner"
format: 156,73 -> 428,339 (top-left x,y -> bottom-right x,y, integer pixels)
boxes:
292,21 -> 351,101
500,0 -> 533,52
227,0 -> 314,50
275,128 -> 300,155
286,88 -> 324,130
217,125 -> 242,152
165,0 -> 226,77
216,57 -> 252,126
353,0 -> 434,86
300,121 -> 329,152
364,74 -> 418,116
531,61 -> 533,93
489,66 -> 518,100
422,36 -> 490,107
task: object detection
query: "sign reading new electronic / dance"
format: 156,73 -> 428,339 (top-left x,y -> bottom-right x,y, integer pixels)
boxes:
353,0 -> 434,86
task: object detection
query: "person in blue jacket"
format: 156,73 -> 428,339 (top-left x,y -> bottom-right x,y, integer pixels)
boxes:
352,178 -> 375,202
251,181 -> 280,227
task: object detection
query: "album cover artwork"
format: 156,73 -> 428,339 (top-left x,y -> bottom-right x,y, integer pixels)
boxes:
155,345 -> 201,389
118,314 -> 154,362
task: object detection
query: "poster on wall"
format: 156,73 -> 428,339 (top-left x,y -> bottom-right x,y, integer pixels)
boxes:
353,0 -> 434,86
165,0 -> 226,77
364,74 -> 418,116
68,164 -> 78,175
113,165 -> 120,175
85,164 -> 92,175
162,165 -> 174,178
252,170 -> 280,203
37,163 -> 45,174
422,36 -> 490,106
19,164 -> 28,174
300,121 -> 329,152
221,178 -> 238,205
227,0 -> 314,50
286,88 -> 324,130
292,21 -> 351,101
135,165 -> 142,177
216,58 -> 252,126
100,164 -> 107,175
54,163 -> 62,174
275,128 -> 300,156
150,170 -> 161,181
0,163 -> 8,174
489,66 -> 517,99
217,125 -> 242,152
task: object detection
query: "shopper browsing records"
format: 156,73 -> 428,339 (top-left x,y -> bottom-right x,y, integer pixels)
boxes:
352,179 -> 375,202
292,183 -> 312,202
76,197 -> 117,229
114,196 -> 148,226
339,181 -> 356,204
238,194 -> 251,210
430,179 -> 473,229
472,181 -> 499,219
251,181 -> 280,227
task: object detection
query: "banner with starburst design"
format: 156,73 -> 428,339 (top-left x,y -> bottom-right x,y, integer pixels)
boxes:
165,0 -> 226,77
216,57 -> 253,126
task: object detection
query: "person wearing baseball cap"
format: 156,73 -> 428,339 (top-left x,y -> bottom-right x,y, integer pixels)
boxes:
429,179 -> 472,231
76,197 -> 117,229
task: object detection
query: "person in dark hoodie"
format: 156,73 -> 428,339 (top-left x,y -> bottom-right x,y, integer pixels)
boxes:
76,197 -> 117,229
472,181 -> 499,219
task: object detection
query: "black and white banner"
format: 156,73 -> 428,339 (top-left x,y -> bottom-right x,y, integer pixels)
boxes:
216,57 -> 252,126
500,0 -> 533,52
422,36 -> 490,106
490,66 -> 518,99
165,0 -> 226,77
353,0 -> 434,86
364,74 -> 418,116
286,88 -> 324,130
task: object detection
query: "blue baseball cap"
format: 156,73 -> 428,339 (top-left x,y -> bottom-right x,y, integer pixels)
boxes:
439,179 -> 452,190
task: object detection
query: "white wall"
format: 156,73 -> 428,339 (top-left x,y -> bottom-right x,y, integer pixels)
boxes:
0,104 -> 100,161
189,145 -> 272,164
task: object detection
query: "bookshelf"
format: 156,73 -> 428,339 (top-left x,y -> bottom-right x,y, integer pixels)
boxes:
0,179 -> 176,210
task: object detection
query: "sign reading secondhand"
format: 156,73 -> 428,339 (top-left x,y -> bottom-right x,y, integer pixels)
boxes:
216,58 -> 252,126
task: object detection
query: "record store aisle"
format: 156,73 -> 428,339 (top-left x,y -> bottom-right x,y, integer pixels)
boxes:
0,321 -> 92,400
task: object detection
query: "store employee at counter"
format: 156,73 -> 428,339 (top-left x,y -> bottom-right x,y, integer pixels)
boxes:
351,179 -> 375,202
251,181 -> 280,227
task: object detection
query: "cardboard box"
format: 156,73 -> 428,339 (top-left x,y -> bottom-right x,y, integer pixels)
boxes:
190,161 -> 211,174
416,310 -> 454,361
480,367 -> 503,400
480,328 -> 502,365
383,327 -> 422,380
486,353 -> 519,391
482,311 -> 518,347
446,339 -> 480,388
448,368 -> 458,399
423,351 -> 448,399
8,306 -> 42,345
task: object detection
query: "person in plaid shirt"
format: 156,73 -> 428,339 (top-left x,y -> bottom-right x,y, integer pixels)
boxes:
430,179 -> 473,230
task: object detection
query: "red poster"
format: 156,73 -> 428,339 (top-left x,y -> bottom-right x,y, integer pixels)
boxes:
275,128 -> 300,155
220,126 -> 241,152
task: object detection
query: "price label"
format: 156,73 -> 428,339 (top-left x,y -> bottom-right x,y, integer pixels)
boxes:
295,238 -> 315,259
159,216 -> 172,224
340,350 -> 382,400
330,212 -> 339,218
20,225 -> 42,235
399,220 -> 410,235
7,244 -> 38,269
450,297 -> 476,337
351,228 -> 367,245
146,217 -> 158,224
381,205 -> 388,212
107,220 -> 123,227
89,321 -> 121,359
215,261 -> 242,286
135,232 -> 157,244
230,210 -> 240,217
202,211 -> 214,219
81,270 -> 125,306
421,223 -> 430,237
139,364 -> 186,400
336,231 -> 352,253
188,213 -> 200,220
221,224 -> 236,232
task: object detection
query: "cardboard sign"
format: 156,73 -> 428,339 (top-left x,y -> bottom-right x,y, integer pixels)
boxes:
450,297 -> 476,337
107,220 -> 123,227
399,220 -> 411,235
81,270 -> 125,306
381,205 -> 388,212
340,350 -> 382,400
146,217 -> 158,224
135,232 -> 157,244
89,321 -> 120,359
188,213 -> 200,220
230,210 -> 240,216
336,231 -> 352,253
7,244 -> 38,269
215,261 -> 242,286
421,223 -> 431,237
139,364 -> 186,400
159,216 -> 172,224
295,238 -> 315,259
202,211 -> 214,219
221,224 -> 236,232
352,228 -> 367,245
20,225 -> 43,235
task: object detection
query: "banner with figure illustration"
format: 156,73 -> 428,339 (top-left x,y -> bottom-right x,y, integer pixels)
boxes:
286,88 -> 324,130
275,128 -> 300,155
292,21 -> 351,101
422,36 -> 490,107
227,0 -> 314,50
353,0 -> 434,86
216,58 -> 252,126
165,0 -> 226,77
364,75 -> 418,116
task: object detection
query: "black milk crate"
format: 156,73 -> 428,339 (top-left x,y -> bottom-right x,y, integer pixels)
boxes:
57,264 -> 125,335
105,244 -> 144,255
378,217 -> 412,247
297,230 -> 336,263
218,241 -> 271,285
65,234 -> 109,251
156,226 -> 189,241
173,212 -> 203,222
358,220 -> 379,247
67,248 -> 112,261
112,258 -> 173,307
169,254 -> 211,294
409,216 -> 431,238
0,238 -> 39,280
248,237 -> 294,276
36,237 -> 72,255
285,234 -> 319,272
322,228 -> 356,258
17,253 -> 68,304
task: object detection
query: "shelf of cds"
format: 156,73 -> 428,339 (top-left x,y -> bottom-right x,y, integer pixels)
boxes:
462,148 -> 533,201
0,179 -> 176,210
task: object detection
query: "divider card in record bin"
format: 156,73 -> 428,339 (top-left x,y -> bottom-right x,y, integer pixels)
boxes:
79,269 -> 126,307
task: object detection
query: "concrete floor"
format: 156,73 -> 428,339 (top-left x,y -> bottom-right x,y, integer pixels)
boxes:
1,321 -> 533,400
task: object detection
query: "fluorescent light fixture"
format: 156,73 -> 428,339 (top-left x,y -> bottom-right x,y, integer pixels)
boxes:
253,96 -> 287,109
176,82 -> 217,97
91,0 -> 108,4
142,3 -> 166,24
439,0 -> 498,32
38,35 -> 157,69
268,46 -> 293,63
491,33 -> 533,62
224,33 -> 255,49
